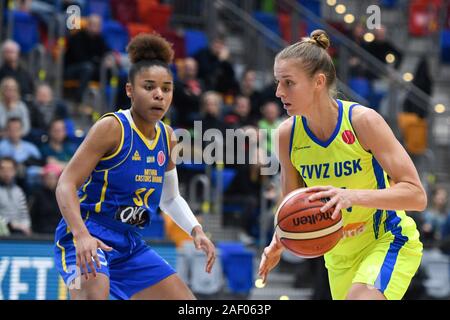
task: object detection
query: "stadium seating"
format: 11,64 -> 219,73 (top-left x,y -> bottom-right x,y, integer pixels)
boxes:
86,0 -> 111,21
440,29 -> 450,63
137,0 -> 172,32
298,0 -> 322,35
110,0 -> 138,26
409,0 -> 440,36
184,29 -> 209,57
211,168 -> 237,192
127,23 -> 153,39
160,29 -> 186,59
380,0 -> 399,7
102,20 -> 129,53
217,242 -> 254,294
348,77 -> 372,101
10,10 -> 40,53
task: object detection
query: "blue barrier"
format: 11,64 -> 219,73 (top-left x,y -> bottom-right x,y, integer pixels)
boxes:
0,239 -> 176,300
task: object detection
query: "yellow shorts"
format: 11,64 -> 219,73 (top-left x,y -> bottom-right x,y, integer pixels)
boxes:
326,225 -> 423,300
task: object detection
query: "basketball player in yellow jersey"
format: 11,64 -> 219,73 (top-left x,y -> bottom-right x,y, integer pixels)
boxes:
258,30 -> 427,300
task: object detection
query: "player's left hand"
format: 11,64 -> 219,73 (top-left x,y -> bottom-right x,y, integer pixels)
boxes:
305,186 -> 354,220
192,226 -> 216,273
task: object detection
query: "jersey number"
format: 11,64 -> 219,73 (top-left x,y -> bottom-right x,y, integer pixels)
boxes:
133,188 -> 155,207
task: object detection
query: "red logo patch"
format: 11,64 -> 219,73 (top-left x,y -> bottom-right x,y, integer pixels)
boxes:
157,151 -> 165,166
342,130 -> 355,144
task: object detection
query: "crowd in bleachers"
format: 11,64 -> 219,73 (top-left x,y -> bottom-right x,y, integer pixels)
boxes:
0,0 -> 286,243
0,0 -> 449,255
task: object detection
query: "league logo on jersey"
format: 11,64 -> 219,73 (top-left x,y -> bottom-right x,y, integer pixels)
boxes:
342,130 -> 355,144
157,151 -> 165,166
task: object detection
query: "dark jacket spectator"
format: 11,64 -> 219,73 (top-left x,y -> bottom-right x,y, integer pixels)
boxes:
30,163 -> 63,234
239,69 -> 263,121
402,56 -> 432,119
194,36 -> 239,96
0,40 -> 34,102
64,14 -> 110,102
173,57 -> 204,128
29,83 -> 69,131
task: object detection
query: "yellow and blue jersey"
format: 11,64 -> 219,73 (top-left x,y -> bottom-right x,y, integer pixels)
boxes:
78,109 -> 171,229
289,99 -> 422,299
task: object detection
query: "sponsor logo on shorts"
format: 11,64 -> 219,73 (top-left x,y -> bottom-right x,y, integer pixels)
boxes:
342,222 -> 366,239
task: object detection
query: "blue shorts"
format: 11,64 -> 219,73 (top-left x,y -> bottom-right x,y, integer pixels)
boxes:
54,214 -> 176,300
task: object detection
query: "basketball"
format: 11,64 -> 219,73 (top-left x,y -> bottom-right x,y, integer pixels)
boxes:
274,189 -> 343,258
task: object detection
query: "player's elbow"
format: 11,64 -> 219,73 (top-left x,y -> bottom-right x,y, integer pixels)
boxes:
417,187 -> 428,212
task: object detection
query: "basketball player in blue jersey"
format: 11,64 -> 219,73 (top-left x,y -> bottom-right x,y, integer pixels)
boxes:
259,30 -> 427,300
54,33 -> 215,300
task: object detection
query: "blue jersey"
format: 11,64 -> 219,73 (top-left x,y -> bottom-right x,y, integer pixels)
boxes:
78,109 -> 170,229
54,110 -> 176,299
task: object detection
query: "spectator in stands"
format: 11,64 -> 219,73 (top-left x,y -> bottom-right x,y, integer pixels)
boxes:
223,95 -> 255,129
348,22 -> 370,78
421,185 -> 449,244
30,163 -> 63,234
239,69 -> 262,122
0,157 -> 32,236
64,14 -> 110,103
223,96 -> 260,244
29,83 -> 69,131
172,57 -> 204,128
0,118 -> 42,189
402,56 -> 432,119
194,35 -> 239,96
40,119 -> 76,167
200,91 -> 225,134
17,0 -> 57,30
365,24 -> 402,78
0,77 -> 31,137
0,40 -> 34,102
258,101 -> 283,157
259,80 -> 283,110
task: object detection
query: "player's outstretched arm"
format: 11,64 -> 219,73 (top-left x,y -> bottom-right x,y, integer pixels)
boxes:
55,116 -> 118,279
308,107 -> 427,214
159,125 -> 216,273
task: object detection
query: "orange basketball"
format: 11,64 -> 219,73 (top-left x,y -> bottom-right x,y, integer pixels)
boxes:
274,189 -> 343,258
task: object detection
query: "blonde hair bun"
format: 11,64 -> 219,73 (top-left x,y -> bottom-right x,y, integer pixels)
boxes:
309,29 -> 330,50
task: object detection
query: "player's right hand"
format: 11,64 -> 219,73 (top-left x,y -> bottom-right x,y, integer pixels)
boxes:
258,244 -> 284,285
75,234 -> 113,280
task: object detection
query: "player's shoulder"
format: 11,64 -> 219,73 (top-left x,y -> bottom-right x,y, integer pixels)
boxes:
160,122 -> 176,143
350,105 -> 385,130
162,122 -> 174,135
278,116 -> 295,138
91,113 -> 122,136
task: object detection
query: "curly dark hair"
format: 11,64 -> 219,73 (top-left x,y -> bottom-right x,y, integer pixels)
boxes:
127,33 -> 174,83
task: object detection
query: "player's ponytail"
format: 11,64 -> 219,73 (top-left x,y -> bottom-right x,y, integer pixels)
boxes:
127,33 -> 174,84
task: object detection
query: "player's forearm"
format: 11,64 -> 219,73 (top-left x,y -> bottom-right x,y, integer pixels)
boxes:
160,195 -> 201,235
55,181 -> 89,238
352,182 -> 427,212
